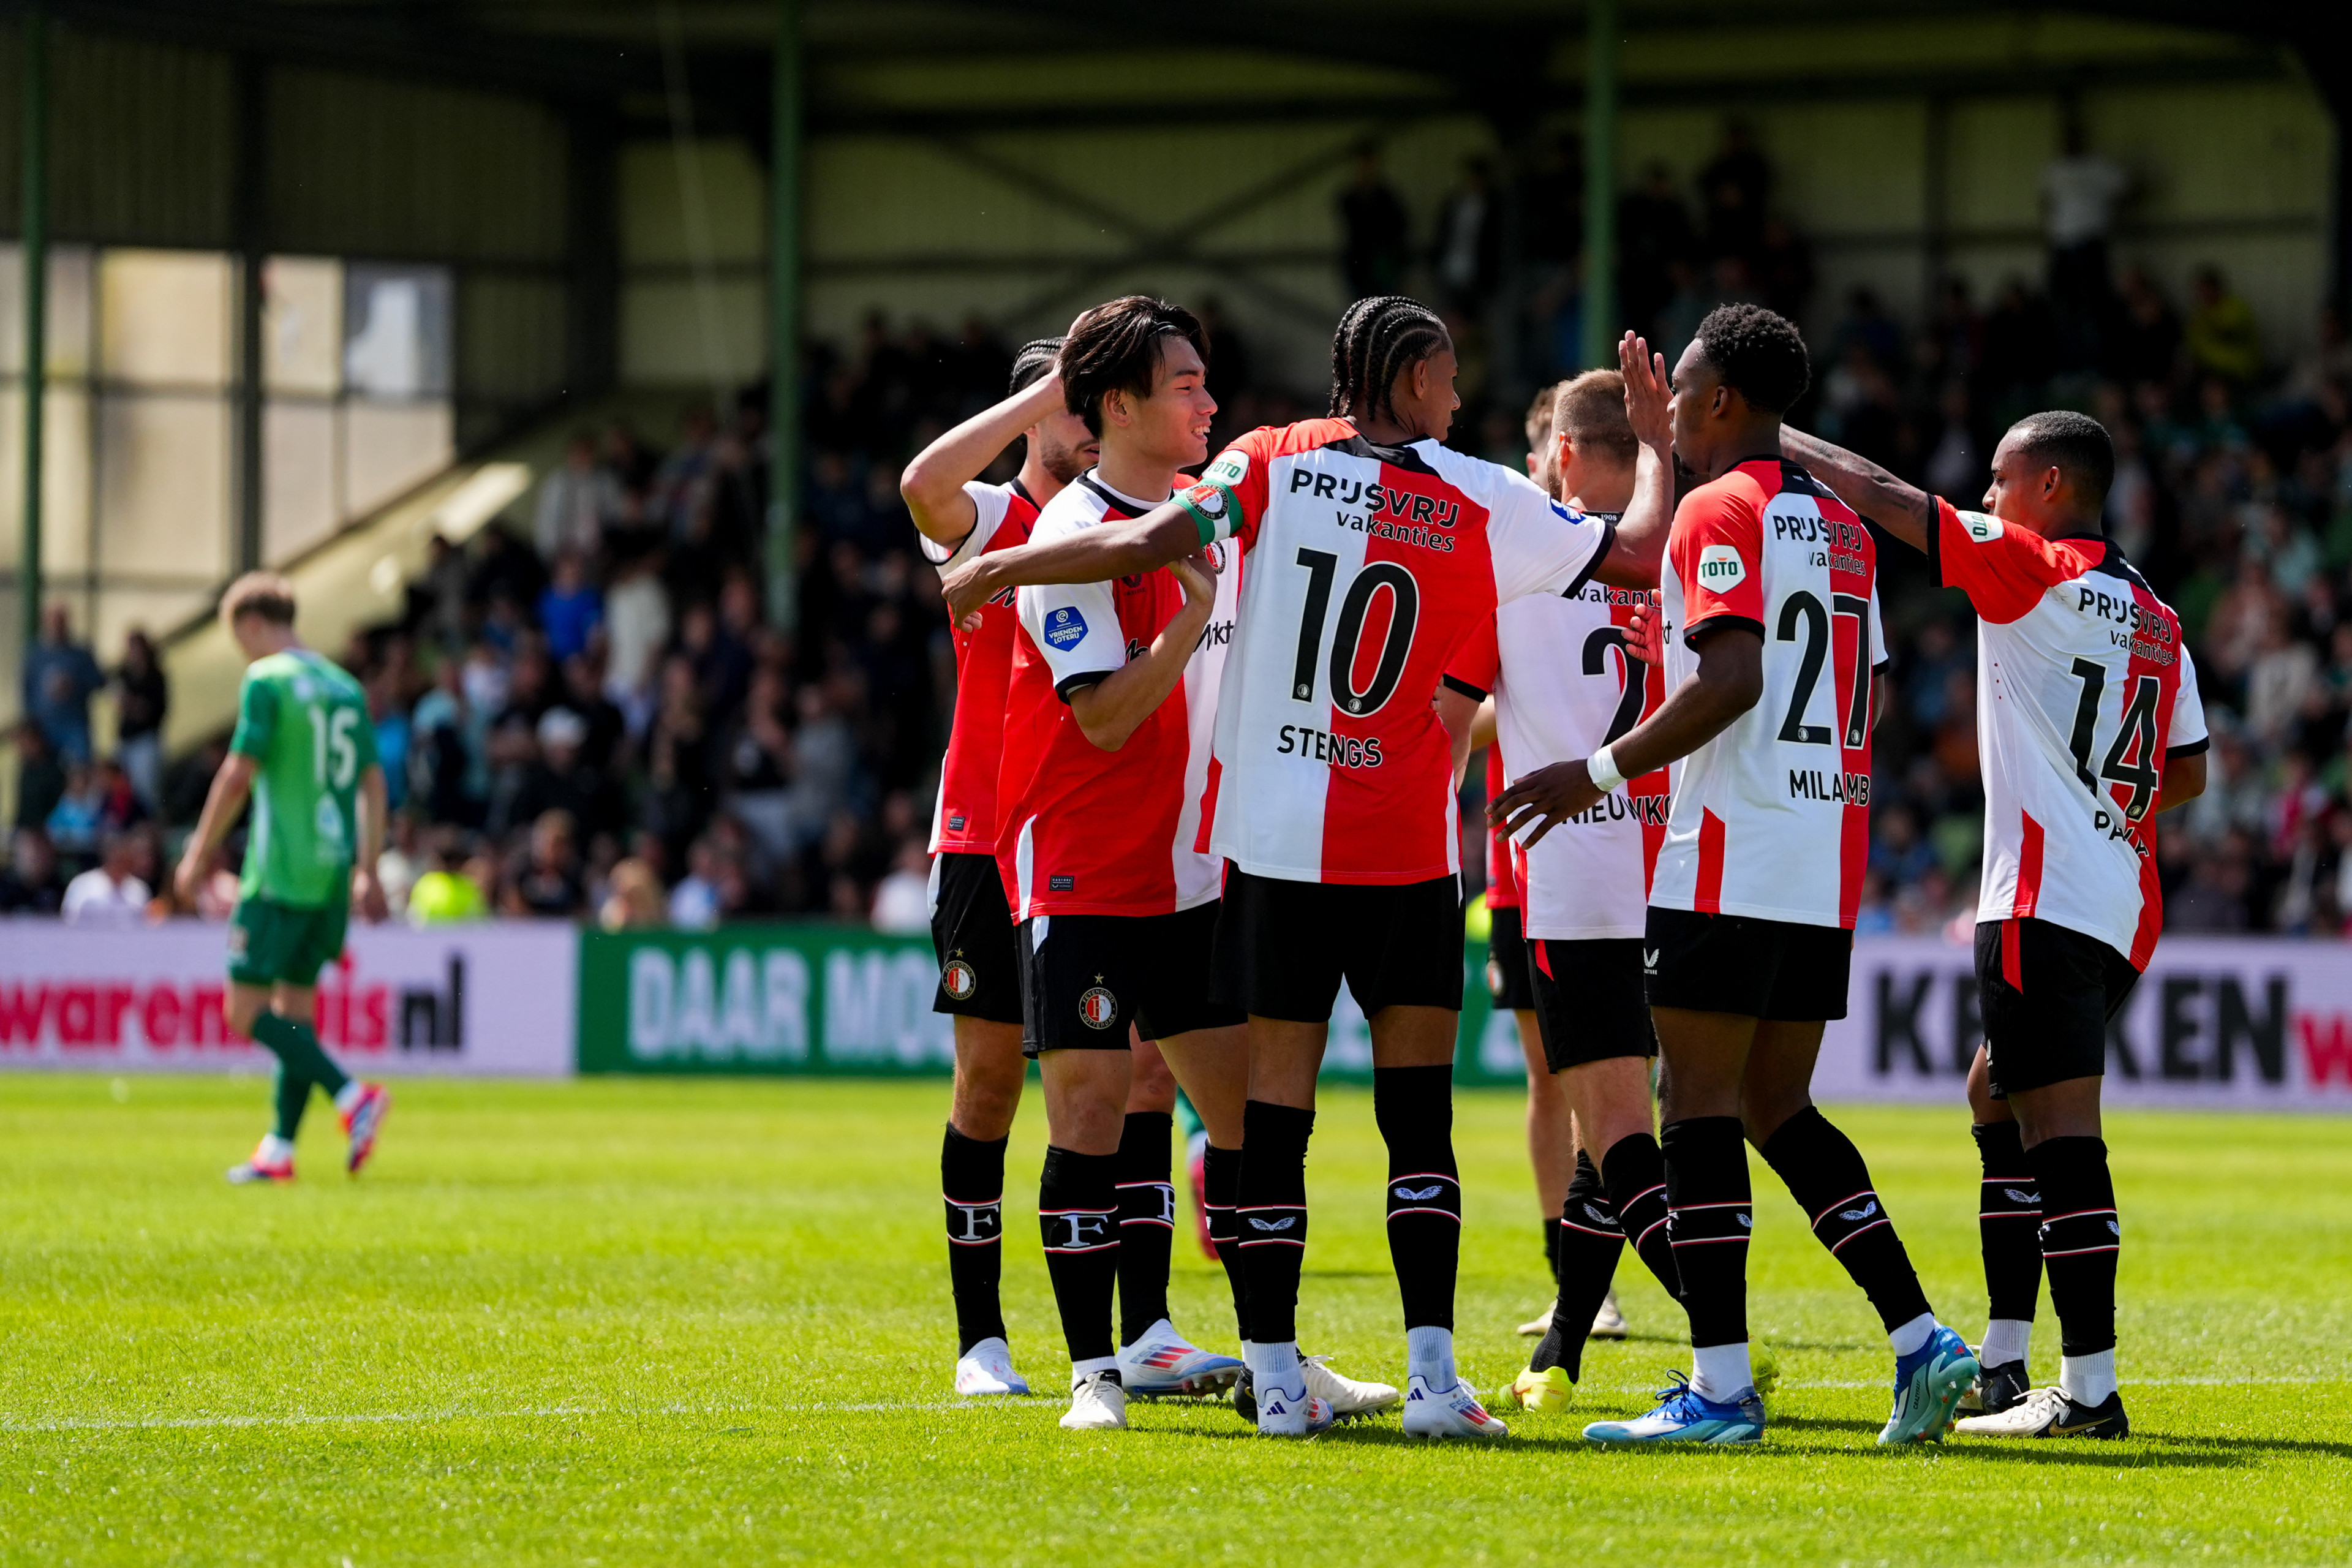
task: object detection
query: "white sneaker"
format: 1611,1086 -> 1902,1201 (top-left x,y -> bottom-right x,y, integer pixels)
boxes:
953,1337 -> 1031,1396
1299,1352 -> 1401,1419
1253,1380 -> 1336,1438
1515,1300 -> 1555,1336
1116,1319 -> 1245,1398
1060,1371 -> 1126,1431
1401,1374 -> 1509,1440
1590,1289 -> 1627,1340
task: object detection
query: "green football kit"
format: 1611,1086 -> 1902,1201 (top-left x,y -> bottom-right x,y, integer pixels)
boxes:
225,648 -> 377,988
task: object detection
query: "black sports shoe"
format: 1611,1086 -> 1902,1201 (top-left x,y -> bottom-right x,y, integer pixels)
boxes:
1232,1364 -> 1256,1423
1954,1385 -> 2129,1439
1958,1358 -> 2031,1415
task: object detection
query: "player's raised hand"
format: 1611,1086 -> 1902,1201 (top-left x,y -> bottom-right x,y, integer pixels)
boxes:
1622,594 -> 1666,666
1619,331 -> 1671,449
1488,758 -> 1607,849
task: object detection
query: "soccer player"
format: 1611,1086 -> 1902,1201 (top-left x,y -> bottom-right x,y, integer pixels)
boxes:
1470,383 -> 1581,1340
173,573 -> 391,1185
1444,369 -> 1677,1412
1779,412 -> 2207,1441
944,298 -> 1675,1440
990,296 -> 1254,1433
1494,304 -> 1978,1447
903,334 -> 1096,1399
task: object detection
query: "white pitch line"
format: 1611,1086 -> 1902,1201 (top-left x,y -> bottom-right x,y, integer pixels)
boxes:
6,1379 -> 2336,1434
0,1399 -> 1059,1434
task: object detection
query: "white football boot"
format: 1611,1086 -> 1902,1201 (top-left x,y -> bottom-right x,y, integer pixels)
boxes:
1116,1319 -> 1245,1398
1515,1300 -> 1555,1336
1590,1288 -> 1627,1340
1402,1373 -> 1509,1440
1060,1370 -> 1127,1431
952,1337 -> 1031,1397
1252,1379 -> 1336,1438
1299,1352 -> 1401,1419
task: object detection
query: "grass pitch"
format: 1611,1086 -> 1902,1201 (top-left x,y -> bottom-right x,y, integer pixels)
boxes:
2,1075 -> 2348,1566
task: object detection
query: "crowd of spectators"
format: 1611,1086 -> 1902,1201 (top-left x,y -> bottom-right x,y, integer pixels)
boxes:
1829,268 -> 2352,938
7,119 -> 2351,939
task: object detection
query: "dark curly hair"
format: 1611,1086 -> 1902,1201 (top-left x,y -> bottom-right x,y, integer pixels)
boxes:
1328,295 -> 1450,424
2006,409 -> 2115,511
1059,296 -> 1207,436
1009,336 -> 1063,395
1690,302 -> 1810,415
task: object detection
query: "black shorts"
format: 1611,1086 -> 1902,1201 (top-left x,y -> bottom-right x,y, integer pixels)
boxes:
1211,865 -> 1463,1021
1529,937 -> 1656,1072
1485,905 -> 1536,1011
1975,917 -> 2140,1098
1643,906 -> 1853,1022
1017,900 -> 1242,1056
930,851 -> 1024,1025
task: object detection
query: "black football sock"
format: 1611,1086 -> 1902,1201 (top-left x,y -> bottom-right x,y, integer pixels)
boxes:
941,1124 -> 1009,1355
1038,1145 -> 1121,1368
1114,1111 -> 1175,1347
1532,1150 -> 1623,1379
1973,1120 -> 2043,1349
2030,1136 -> 2119,1359
271,1061 -> 311,1142
1202,1143 -> 1249,1341
251,1011 -> 350,1138
1374,1064 -> 1460,1333
1544,1218 -> 1563,1294
1235,1100 -> 1314,1346
1602,1131 -> 1679,1301
1758,1106 -> 1935,1338
1662,1116 -> 1751,1349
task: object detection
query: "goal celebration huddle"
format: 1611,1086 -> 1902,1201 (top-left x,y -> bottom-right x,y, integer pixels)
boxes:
901,288 -> 2209,1445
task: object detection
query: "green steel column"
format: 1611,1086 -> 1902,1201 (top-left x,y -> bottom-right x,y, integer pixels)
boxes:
19,2 -> 48,649
767,0 -> 803,632
1579,0 -> 1618,372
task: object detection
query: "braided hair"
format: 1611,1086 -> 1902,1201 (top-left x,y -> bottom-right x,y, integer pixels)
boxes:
1327,295 -> 1450,425
1009,336 -> 1063,395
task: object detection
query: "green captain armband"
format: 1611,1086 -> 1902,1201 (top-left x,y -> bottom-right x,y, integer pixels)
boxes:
1177,479 -> 1238,546
1178,448 -> 1251,545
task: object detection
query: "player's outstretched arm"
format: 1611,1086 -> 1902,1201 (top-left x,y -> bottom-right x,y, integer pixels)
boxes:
173,752 -> 257,908
941,505 -> 1201,630
902,368 -> 1068,545
1592,331 -> 1673,590
1065,551 -> 1219,752
1779,427 -> 1933,555
1490,626 -> 1763,847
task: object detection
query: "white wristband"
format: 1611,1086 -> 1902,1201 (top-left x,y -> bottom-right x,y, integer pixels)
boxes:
1586,744 -> 1626,794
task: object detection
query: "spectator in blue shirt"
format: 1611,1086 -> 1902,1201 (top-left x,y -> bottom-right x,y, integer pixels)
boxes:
23,605 -> 105,764
537,550 -> 606,664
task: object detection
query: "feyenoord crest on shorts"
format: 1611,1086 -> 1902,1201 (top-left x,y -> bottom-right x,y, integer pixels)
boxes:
1078,982 -> 1118,1030
941,956 -> 978,1001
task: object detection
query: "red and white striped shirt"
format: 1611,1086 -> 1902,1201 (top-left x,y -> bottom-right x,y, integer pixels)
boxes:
1446,569 -> 1668,941
1931,498 -> 2207,967
997,473 -> 1238,919
1648,458 -> 1885,930
920,479 -> 1041,856
1177,418 -> 1614,886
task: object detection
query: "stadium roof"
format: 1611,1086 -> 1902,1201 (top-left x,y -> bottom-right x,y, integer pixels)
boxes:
19,1 -> 2346,138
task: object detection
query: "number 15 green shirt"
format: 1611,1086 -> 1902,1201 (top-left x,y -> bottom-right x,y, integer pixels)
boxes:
228,649 -> 378,909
